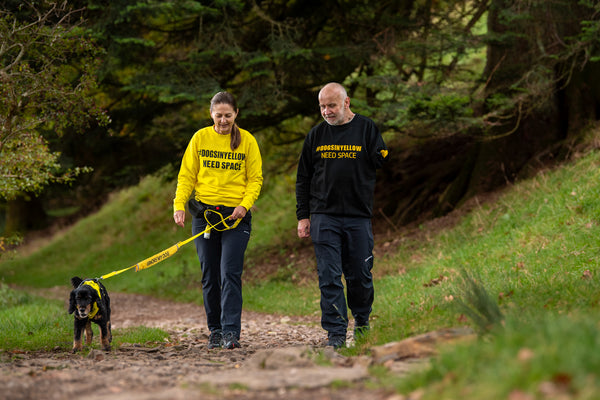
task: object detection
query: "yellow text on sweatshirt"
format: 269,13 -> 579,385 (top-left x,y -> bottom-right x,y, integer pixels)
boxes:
173,126 -> 263,212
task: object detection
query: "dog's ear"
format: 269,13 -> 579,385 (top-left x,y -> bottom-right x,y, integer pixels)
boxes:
68,290 -> 76,314
71,276 -> 83,288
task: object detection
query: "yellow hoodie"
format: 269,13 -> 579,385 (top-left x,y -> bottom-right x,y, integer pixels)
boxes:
173,126 -> 263,212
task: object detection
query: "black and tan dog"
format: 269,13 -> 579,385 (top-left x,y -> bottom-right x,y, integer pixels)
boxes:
68,276 -> 112,353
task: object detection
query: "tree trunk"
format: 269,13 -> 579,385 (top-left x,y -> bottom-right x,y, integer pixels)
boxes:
376,0 -> 600,230
560,61 -> 600,137
442,0 -> 600,202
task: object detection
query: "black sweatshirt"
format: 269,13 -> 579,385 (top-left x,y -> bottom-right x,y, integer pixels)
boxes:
296,114 -> 388,220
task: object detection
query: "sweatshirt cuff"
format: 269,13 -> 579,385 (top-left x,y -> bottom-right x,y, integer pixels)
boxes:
173,201 -> 186,213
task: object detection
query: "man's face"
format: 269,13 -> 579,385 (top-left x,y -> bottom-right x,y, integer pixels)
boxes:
319,89 -> 348,126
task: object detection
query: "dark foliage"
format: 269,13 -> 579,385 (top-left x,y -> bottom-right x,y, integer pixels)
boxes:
3,0 -> 600,237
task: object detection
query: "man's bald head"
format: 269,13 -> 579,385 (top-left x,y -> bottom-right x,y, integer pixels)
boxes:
318,82 -> 353,126
319,82 -> 348,101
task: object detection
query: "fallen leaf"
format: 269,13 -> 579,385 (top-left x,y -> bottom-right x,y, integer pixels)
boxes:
582,270 -> 592,280
517,347 -> 534,362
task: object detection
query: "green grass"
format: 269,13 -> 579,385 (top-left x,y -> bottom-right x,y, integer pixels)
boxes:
0,283 -> 168,352
0,301 -> 72,351
243,281 -> 320,316
0,284 -> 72,351
3,139 -> 600,397
395,313 -> 600,399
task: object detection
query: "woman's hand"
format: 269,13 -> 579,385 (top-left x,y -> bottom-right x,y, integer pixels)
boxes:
229,206 -> 247,220
173,210 -> 185,227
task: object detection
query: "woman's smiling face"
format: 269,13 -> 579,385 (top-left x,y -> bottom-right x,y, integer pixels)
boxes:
211,103 -> 238,135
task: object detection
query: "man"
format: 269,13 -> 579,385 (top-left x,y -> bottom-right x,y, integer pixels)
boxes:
296,82 -> 388,349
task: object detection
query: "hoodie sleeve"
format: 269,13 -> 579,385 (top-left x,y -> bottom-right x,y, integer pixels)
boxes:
173,131 -> 200,212
239,134 -> 263,211
368,120 -> 388,169
295,130 -> 314,220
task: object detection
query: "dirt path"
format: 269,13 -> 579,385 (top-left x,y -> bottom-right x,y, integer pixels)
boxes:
1,290 -> 429,400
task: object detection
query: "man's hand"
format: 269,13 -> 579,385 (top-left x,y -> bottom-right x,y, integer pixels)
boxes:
297,218 -> 310,238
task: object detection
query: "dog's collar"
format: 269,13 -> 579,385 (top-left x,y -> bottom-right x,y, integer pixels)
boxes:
81,280 -> 101,319
88,302 -> 99,319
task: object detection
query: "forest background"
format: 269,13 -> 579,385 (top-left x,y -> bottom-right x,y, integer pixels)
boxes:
1,0 -> 600,249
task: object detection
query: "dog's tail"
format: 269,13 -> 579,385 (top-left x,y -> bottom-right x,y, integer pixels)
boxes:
71,276 -> 83,288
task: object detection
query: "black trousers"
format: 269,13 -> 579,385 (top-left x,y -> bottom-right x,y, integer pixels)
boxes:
310,214 -> 374,337
192,210 -> 251,338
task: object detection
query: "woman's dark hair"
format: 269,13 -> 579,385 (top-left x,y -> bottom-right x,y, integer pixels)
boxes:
210,91 -> 241,151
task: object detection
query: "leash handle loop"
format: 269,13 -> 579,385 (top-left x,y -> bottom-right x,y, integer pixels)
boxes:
204,209 -> 242,231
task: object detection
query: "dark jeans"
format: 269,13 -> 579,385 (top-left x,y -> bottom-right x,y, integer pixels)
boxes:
192,211 -> 251,338
310,214 -> 374,337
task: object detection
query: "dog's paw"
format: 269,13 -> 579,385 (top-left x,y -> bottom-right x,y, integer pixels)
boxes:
72,340 -> 83,353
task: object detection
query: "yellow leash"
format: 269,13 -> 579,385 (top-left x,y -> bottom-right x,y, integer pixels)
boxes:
99,209 -> 241,280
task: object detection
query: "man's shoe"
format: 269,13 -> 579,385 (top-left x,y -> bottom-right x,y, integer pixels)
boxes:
326,335 -> 346,350
207,330 -> 222,349
222,331 -> 241,349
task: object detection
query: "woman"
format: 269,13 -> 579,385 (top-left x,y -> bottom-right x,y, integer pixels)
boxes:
173,92 -> 263,349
